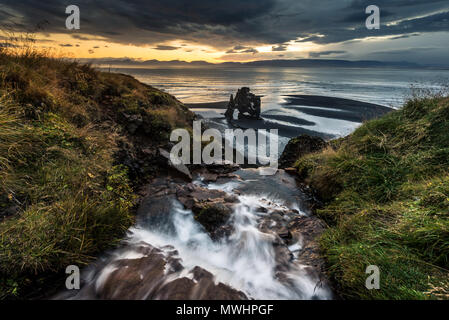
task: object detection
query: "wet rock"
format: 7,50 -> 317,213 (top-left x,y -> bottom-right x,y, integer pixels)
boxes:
258,214 -> 288,241
99,250 -> 168,299
201,172 -> 219,182
177,196 -> 196,210
288,216 -> 326,241
233,189 -> 242,196
159,148 -> 192,181
192,202 -> 234,238
136,177 -> 183,224
189,188 -> 227,202
197,162 -> 240,175
56,164 -> 335,300
256,206 -> 268,213
155,266 -> 247,300
224,194 -> 239,203
271,209 -> 287,216
279,135 -> 327,169
149,181 -> 239,239
137,194 -> 177,226
68,243 -> 246,300
138,176 -> 238,239
193,162 -> 242,181
273,244 -> 294,272
288,216 -> 328,275
277,227 -> 292,240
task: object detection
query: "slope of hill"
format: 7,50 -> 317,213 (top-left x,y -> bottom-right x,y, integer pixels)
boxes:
291,94 -> 449,299
0,50 -> 194,298
87,57 -> 426,69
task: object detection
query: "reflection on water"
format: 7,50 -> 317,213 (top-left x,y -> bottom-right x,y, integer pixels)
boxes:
110,66 -> 449,108
110,66 -> 449,148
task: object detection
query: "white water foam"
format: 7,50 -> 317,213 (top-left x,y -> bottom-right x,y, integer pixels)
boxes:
124,180 -> 331,300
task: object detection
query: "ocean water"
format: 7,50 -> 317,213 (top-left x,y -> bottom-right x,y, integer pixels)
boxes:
113,66 -> 449,141
114,66 -> 449,108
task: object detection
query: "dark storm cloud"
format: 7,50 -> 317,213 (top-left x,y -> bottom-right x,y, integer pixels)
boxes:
272,44 -> 288,52
226,45 -> 259,54
1,0 -> 449,50
71,34 -> 103,41
226,45 -> 248,53
0,8 -> 16,19
241,48 -> 258,54
297,11 -> 449,45
153,45 -> 179,51
0,0 -> 276,46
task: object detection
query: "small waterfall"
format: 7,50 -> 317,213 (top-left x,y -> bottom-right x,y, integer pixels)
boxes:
58,169 -> 332,300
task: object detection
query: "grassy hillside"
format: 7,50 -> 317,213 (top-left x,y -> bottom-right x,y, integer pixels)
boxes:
0,49 -> 193,298
294,95 -> 449,299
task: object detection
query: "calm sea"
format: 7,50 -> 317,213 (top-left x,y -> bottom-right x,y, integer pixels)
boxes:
111,66 -> 449,141
114,66 -> 448,107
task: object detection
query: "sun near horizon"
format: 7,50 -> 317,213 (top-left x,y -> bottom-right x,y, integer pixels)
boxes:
1,31 -> 324,64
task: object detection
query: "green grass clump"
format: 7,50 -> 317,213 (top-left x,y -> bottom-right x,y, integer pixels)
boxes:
0,46 -> 193,298
294,96 -> 449,299
0,98 -> 134,298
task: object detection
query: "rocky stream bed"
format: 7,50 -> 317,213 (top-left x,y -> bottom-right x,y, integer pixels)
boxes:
56,152 -> 333,300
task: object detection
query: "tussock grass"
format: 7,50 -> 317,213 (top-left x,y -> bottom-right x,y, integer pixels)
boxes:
295,95 -> 449,299
0,95 -> 135,298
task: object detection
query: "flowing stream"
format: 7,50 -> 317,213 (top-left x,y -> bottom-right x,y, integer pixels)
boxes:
57,168 -> 332,300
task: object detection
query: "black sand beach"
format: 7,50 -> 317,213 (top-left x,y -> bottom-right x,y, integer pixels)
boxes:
188,95 -> 393,142
283,95 -> 392,121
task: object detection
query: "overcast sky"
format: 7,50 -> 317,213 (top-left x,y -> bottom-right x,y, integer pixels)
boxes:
1,0 -> 449,64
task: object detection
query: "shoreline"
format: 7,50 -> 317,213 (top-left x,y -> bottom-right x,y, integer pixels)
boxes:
187,94 -> 393,142
186,94 -> 392,123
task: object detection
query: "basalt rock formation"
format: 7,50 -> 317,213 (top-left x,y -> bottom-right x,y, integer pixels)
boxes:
225,87 -> 262,120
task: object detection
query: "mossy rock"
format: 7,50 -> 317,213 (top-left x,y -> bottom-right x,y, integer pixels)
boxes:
193,202 -> 233,237
279,134 -> 327,168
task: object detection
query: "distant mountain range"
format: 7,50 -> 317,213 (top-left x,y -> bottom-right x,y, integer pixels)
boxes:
83,58 -> 447,69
